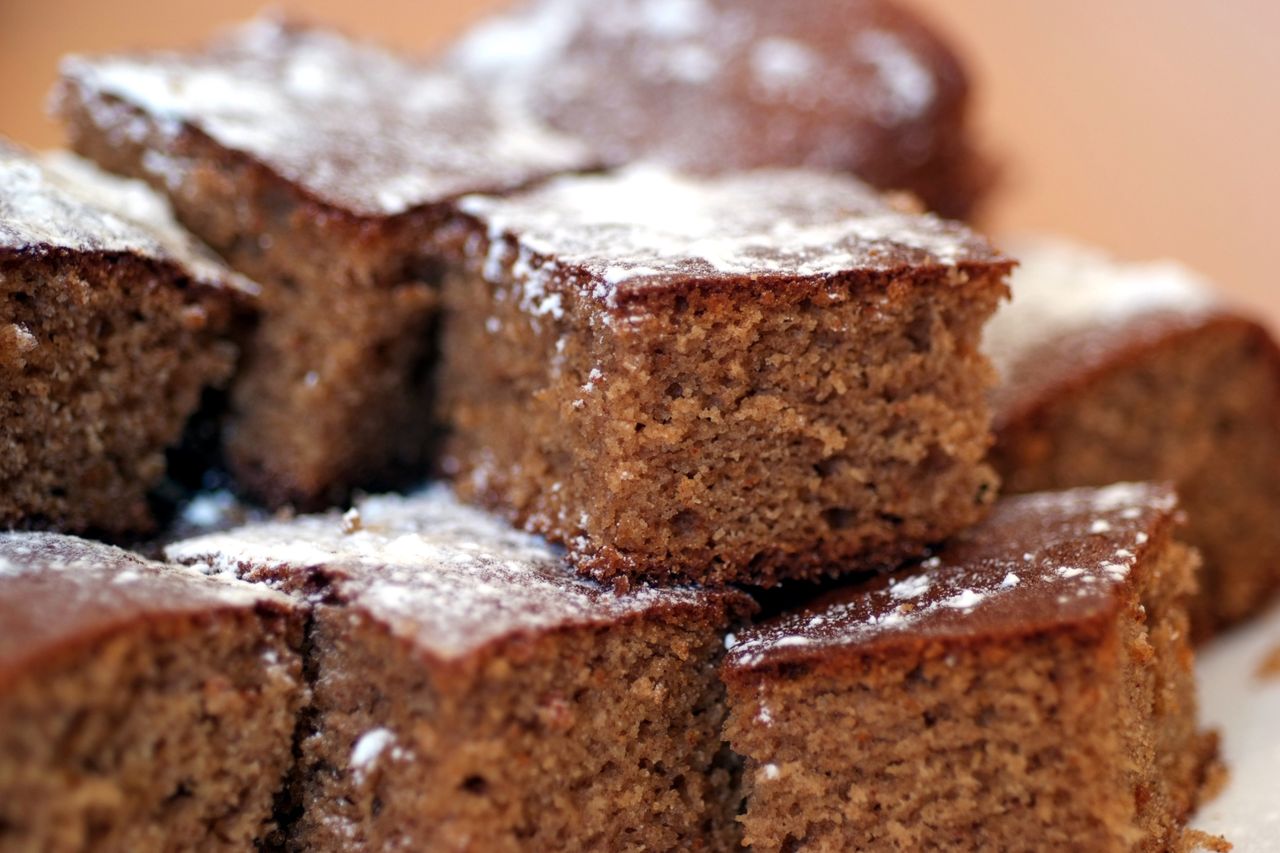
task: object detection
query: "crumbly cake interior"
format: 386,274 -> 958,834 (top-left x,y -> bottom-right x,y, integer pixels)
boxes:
0,253 -> 236,533
994,320 -> 1280,637
289,607 -> 739,852
0,610 -> 302,852
725,538 -> 1209,852
444,261 -> 1004,585
59,95 -> 443,509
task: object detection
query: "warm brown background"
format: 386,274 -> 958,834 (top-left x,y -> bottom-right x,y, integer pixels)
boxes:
2,1 -> 1276,321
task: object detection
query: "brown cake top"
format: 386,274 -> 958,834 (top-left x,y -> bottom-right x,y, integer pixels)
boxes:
0,142 -> 254,295
446,0 -> 967,178
725,483 -> 1178,675
0,532 -> 291,686
167,485 -> 745,664
460,165 -> 1006,309
987,240 -> 1223,425
59,18 -> 594,218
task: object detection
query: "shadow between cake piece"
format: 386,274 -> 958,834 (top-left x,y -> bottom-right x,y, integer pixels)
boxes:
53,18 -> 597,510
439,165 -> 1013,587
0,532 -> 305,851
166,485 -> 754,852
445,0 -> 995,220
722,483 -> 1218,852
986,239 -> 1280,640
0,140 -> 252,536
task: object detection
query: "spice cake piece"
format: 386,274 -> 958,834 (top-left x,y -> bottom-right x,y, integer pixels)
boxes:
1,140 -> 250,535
723,483 -> 1216,851
446,0 -> 993,219
167,485 -> 754,851
441,166 -> 1012,587
0,532 -> 305,851
55,19 -> 595,509
987,240 -> 1280,638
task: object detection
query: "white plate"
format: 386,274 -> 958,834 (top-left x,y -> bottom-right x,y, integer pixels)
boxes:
1192,602 -> 1280,850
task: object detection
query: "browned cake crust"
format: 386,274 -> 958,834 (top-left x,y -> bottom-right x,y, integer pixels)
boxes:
167,487 -> 755,851
0,532 -> 305,851
987,241 -> 1280,639
439,167 -> 1011,587
447,0 -> 994,219
723,484 -> 1217,851
54,19 -> 595,510
0,141 -> 247,535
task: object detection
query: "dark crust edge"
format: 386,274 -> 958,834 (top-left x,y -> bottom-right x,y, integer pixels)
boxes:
718,500 -> 1180,686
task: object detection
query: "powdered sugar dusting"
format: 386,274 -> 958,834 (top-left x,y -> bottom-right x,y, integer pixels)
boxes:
460,165 -> 994,306
727,483 -> 1175,670
0,144 -> 253,296
167,485 -> 720,661
60,19 -> 592,217
986,238 -> 1218,378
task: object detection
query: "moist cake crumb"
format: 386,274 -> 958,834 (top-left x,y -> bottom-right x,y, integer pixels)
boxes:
723,483 -> 1217,851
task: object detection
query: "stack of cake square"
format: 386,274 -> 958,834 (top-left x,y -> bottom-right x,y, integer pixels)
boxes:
1,0 -> 1271,849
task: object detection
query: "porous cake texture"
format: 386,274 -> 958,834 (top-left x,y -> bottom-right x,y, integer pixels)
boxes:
56,18 -> 595,509
447,0 -> 992,218
441,166 -> 1012,587
168,486 -> 754,851
987,240 -> 1280,638
0,532 -> 305,851
0,140 -> 249,535
723,483 -> 1215,851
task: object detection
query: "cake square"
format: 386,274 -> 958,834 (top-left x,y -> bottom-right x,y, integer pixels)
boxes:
722,483 -> 1216,851
167,486 -> 754,850
0,140 -> 250,534
55,19 -> 595,509
448,0 -> 993,219
987,240 -> 1280,638
0,532 -> 304,850
441,166 -> 1012,587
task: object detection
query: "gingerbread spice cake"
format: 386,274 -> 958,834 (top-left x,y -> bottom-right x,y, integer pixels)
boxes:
723,483 -> 1216,851
55,18 -> 595,509
447,0 -> 993,219
441,166 -> 1012,587
0,532 -> 305,851
0,140 -> 250,535
987,239 -> 1280,638
167,486 -> 754,851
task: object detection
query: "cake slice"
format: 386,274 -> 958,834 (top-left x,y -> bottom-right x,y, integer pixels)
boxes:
0,532 -> 304,850
446,0 -> 993,219
167,486 -> 754,851
0,140 -> 251,535
55,19 -> 595,509
441,166 -> 1012,587
987,239 -> 1280,638
723,483 -> 1216,851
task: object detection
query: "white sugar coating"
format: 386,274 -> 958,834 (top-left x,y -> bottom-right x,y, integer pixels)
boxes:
166,485 -> 722,662
460,165 -> 995,302
853,29 -> 937,123
350,728 -> 396,769
60,18 -> 592,218
0,143 -> 252,295
985,238 -> 1218,378
727,483 -> 1176,668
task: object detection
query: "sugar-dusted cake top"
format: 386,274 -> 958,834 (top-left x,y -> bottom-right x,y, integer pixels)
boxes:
0,532 -> 290,685
447,0 -> 966,179
0,142 -> 253,295
986,239 -> 1226,427
59,18 -> 594,218
167,485 -> 742,663
460,165 -> 1006,305
986,238 -> 1219,377
725,483 -> 1178,674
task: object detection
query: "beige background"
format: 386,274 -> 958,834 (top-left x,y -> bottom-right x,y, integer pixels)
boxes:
2,1 -> 1277,322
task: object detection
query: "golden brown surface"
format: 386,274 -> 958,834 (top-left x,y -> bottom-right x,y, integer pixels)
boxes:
3,0 -> 1277,326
